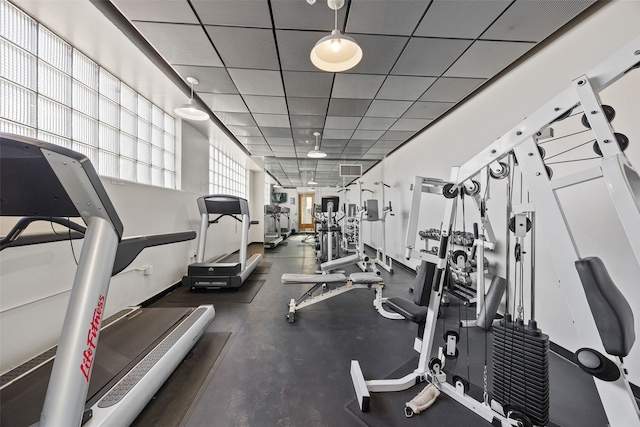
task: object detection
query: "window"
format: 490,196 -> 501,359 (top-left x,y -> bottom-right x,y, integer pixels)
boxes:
0,0 -> 176,189
209,146 -> 246,198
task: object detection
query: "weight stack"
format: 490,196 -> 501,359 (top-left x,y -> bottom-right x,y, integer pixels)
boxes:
492,316 -> 550,426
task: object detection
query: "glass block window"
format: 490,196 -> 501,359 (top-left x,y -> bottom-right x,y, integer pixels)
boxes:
209,146 -> 246,198
0,0 -> 177,188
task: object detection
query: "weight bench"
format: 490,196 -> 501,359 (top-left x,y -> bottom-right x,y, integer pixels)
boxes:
281,272 -> 401,322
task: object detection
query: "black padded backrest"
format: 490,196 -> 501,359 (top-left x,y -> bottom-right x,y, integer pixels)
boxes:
413,261 -> 436,306
575,257 -> 635,357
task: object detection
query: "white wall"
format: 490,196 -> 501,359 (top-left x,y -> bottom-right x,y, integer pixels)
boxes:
358,1 -> 640,384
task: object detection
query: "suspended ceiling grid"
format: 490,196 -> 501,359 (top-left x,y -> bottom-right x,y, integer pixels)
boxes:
109,0 -> 596,187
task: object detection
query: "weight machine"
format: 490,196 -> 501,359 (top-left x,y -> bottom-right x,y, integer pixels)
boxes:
351,35 -> 640,427
371,181 -> 394,273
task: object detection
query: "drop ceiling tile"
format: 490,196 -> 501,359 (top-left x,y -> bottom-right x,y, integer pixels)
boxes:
372,140 -> 404,148
390,118 -> 432,132
277,30 -> 327,72
357,117 -> 396,131
348,0 -> 430,36
228,69 -> 284,96
328,99 -> 372,116
352,130 -> 385,140
292,129 -> 323,142
377,76 -> 437,101
415,0 -> 510,39
483,0 -> 596,42
391,37 -> 473,76
323,129 -> 355,139
403,101 -> 453,119
346,34 -> 409,75
252,114 -> 290,128
287,97 -> 329,116
244,95 -> 288,114
113,0 -> 198,23
320,139 -> 349,148
199,93 -> 248,113
272,0 -> 345,31
215,112 -> 256,127
206,26 -> 279,70
133,22 -> 222,67
238,136 -> 267,145
346,139 -> 376,148
283,71 -> 334,98
342,147 -> 370,155
365,100 -> 412,118
361,153 -> 384,160
325,116 -> 361,130
192,0 -> 272,28
444,40 -> 534,78
174,66 -> 237,94
247,147 -> 273,155
367,148 -> 392,155
260,127 -> 292,138
228,126 -> 262,137
332,74 -> 386,99
419,77 -> 485,102
381,130 -> 415,141
266,137 -> 294,146
290,115 -> 325,129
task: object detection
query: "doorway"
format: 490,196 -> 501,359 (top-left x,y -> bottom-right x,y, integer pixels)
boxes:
298,193 -> 315,233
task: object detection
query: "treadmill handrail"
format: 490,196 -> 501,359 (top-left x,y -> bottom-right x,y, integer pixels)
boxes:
112,231 -> 196,275
0,216 -> 87,250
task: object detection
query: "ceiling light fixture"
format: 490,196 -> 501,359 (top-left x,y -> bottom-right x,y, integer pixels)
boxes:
308,180 -> 318,185
174,77 -> 209,121
307,131 -> 327,158
310,0 -> 362,73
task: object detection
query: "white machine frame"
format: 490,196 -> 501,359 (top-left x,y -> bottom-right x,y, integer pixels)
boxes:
351,35 -> 640,427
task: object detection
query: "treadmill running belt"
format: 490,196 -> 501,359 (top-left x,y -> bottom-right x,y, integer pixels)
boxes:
0,307 -> 192,427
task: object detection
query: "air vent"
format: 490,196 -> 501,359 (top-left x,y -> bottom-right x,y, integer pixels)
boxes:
340,164 -> 362,177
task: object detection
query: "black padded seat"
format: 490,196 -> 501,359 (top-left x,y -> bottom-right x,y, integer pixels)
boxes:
385,297 -> 428,323
385,261 -> 436,324
575,257 -> 635,357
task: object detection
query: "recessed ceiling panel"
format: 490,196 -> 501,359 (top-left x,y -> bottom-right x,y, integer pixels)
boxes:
357,117 -> 396,131
348,0 -> 430,36
328,99 -> 372,116
444,40 -> 534,78
290,115 -> 325,129
174,66 -> 237,94
390,118 -> 432,132
325,116 -> 361,130
206,26 -> 279,70
376,76 -> 436,101
415,0 -> 510,39
391,37 -> 473,77
228,69 -> 284,96
381,130 -> 415,141
332,74 -> 386,99
215,112 -> 256,127
287,97 -> 329,116
252,114 -> 290,128
403,101 -> 453,119
420,77 -> 485,102
283,71 -> 334,98
365,100 -> 412,118
113,0 -> 198,24
243,95 -> 288,114
199,93 -> 248,113
346,139 -> 376,148
266,137 -> 294,146
191,0 -> 272,28
134,22 -> 222,66
292,129 -> 325,142
228,126 -> 262,137
352,130 -> 385,140
272,0 -> 345,31
346,34 -> 409,75
260,127 -> 292,138
237,136 -> 267,145
483,0 -> 596,42
323,129 -> 355,139
320,139 -> 349,147
277,30 -> 327,72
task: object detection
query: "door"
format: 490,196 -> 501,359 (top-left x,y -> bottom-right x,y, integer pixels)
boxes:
298,193 -> 315,233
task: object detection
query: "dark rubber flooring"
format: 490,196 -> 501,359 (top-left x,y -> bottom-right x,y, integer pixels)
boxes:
182,235 -> 611,427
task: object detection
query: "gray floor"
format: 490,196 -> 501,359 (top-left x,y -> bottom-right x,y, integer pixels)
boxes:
181,235 -> 610,427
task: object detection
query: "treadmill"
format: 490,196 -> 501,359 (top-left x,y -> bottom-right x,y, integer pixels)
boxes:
0,133 -> 216,426
280,206 -> 293,239
183,195 -> 262,290
263,204 -> 283,248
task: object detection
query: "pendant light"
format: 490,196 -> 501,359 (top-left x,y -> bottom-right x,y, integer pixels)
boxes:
174,77 -> 209,121
310,0 -> 362,73
307,132 -> 327,158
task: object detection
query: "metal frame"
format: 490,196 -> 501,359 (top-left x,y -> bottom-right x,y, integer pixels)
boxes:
351,35 -> 640,427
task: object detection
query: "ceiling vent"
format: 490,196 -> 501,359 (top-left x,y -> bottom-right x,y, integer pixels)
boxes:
340,164 -> 362,177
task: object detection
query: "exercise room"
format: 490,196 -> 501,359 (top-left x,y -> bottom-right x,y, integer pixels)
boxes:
1,1 -> 639,426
